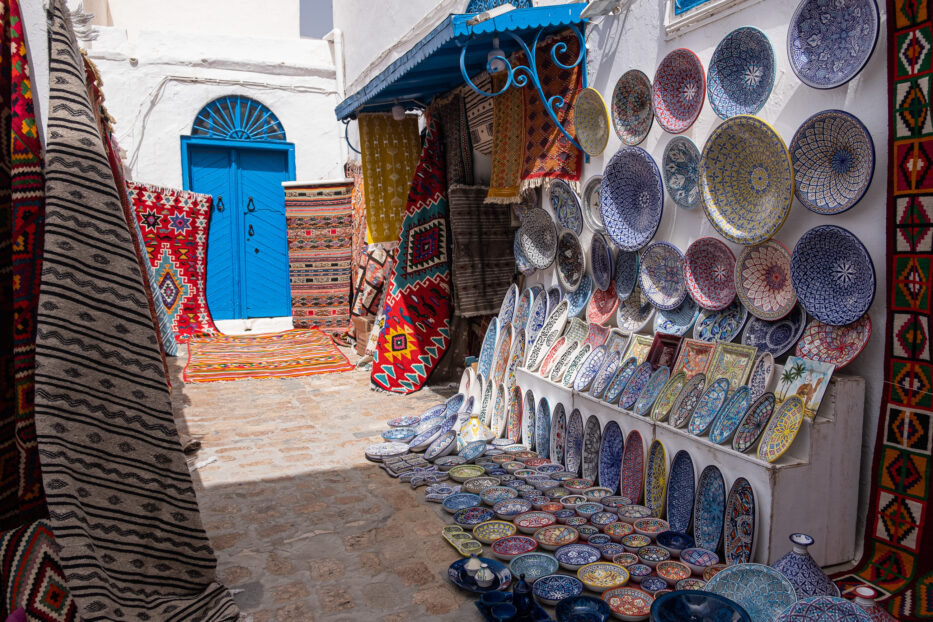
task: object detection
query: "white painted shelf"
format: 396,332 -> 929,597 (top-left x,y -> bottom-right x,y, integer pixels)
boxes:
515,366 -> 865,566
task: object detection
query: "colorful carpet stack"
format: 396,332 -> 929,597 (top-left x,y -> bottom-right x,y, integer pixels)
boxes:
284,181 -> 354,333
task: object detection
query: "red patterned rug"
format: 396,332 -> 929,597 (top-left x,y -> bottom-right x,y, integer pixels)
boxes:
371,112 -> 452,394
0,520 -> 77,622
128,181 -> 217,341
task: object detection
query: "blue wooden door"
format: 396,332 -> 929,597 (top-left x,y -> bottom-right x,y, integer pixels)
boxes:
184,140 -> 293,319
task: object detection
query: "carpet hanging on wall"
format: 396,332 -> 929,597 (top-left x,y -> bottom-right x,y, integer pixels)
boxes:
371,112 -> 452,394
127,180 -> 217,341
184,328 -> 353,383
485,72 -> 525,204
464,72 -> 495,156
437,92 -> 474,186
348,245 -> 395,340
832,2 -> 933,618
36,3 -> 238,619
358,112 -> 422,244
285,181 -> 354,333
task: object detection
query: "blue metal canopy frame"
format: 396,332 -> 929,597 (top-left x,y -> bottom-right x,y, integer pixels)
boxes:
334,4 -> 588,130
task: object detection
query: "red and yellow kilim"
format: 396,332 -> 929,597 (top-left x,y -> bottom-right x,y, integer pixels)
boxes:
183,328 -> 352,383
834,1 -> 933,617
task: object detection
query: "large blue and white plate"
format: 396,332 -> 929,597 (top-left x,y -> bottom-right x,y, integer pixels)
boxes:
775,596 -> 872,622
706,564 -> 796,622
566,273 -> 594,318
600,146 -> 664,251
666,449 -> 695,533
565,409 -> 585,475
605,357 -> 639,405
655,297 -> 700,336
615,250 -> 640,301
557,230 -> 587,293
514,231 -> 535,275
550,403 -> 567,467
688,377 -> 731,436
694,299 -> 748,342
550,179 -> 584,235
582,415 -> 602,483
694,465 -> 726,553
590,352 -> 622,399
709,386 -> 752,444
598,421 -> 624,493
707,27 -> 775,119
791,225 -> 875,326
787,0 -> 879,89
478,318 -> 499,380
790,110 -> 875,215
574,345 -> 608,393
663,136 -> 701,210
747,353 -> 774,402
510,552 -> 560,584
639,242 -> 687,310
519,207 -> 558,270
535,398 -> 551,459
616,283 -> 655,333
620,361 -> 654,411
526,291 -> 549,357
591,232 -> 614,292
741,303 -> 807,357
633,366 -> 671,417
499,283 -> 519,327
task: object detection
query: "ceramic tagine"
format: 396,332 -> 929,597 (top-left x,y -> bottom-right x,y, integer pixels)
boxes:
465,553 -> 483,577
475,563 -> 495,588
771,533 -> 840,598
460,415 -> 494,443
852,585 -> 897,621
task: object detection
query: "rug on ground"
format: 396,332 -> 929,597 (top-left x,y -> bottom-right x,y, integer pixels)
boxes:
285,180 -> 354,334
832,2 -> 933,618
372,111 -> 452,394
184,328 -> 353,382
128,180 -> 217,341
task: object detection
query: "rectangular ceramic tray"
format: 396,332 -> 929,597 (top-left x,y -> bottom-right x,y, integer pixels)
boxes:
474,594 -> 553,622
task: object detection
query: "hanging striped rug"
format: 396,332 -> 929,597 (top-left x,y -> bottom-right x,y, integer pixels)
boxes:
183,328 -> 353,382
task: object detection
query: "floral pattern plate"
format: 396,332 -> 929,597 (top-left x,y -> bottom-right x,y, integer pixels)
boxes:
615,250 -> 640,301
591,232 -> 614,292
499,283 -> 519,327
491,324 -> 513,387
616,283 -> 654,333
634,366 -> 671,417
577,562 -> 630,591
707,27 -> 776,119
604,357 -> 638,405
551,403 -> 567,467
603,587 -> 654,618
693,465 -> 726,552
791,225 -> 875,326
709,386 -> 752,444
600,146 -> 664,251
704,342 -> 757,392
518,207 -> 558,269
575,86 -> 610,157
522,389 -> 536,450
619,361 -> 654,411
654,297 -> 700,337
506,386 -> 523,443
566,273 -> 593,318
612,69 -> 654,145
684,237 -> 736,311
525,291 -> 549,356
666,449 -> 695,533
540,337 -> 569,379
644,440 -> 667,518
669,372 -> 708,429
527,300 -> 569,372
747,352 -> 775,401
550,179 -> 584,235
590,352 -> 622,399
620,430 -> 645,505
514,288 -> 533,333
757,396 -> 805,463
582,416 -> 602,483
694,299 -> 748,342
733,392 -> 776,453
557,230 -> 587,292
795,315 -> 871,369
688,377 -> 731,436
562,344 -> 592,388
565,409 -> 585,475
775,596 -> 873,621
663,136 -> 701,210
478,318 -> 499,380
723,478 -> 756,566
653,48 -> 705,134
639,242 -> 687,311
587,281 -> 619,326
699,115 -> 793,246
672,339 -> 715,378
574,345 -> 608,393
623,333 -> 654,367
535,398 -> 551,460
598,421 -> 624,494
706,563 -> 795,622
652,371 -> 688,422
583,175 -> 606,232
741,303 -> 808,358
735,239 -> 796,321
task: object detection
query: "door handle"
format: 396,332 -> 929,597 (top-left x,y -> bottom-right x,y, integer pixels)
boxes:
216,196 -> 224,212
248,224 -> 255,237
246,197 -> 256,213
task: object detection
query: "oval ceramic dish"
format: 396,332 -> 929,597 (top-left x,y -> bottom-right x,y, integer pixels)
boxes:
612,69 -> 654,145
557,230 -> 587,292
663,136 -> 701,210
684,237 -> 736,311
795,315 -> 871,368
550,179 -> 584,235
732,392 -> 776,453
518,207 -> 558,270
575,87 -> 611,157
653,48 -> 705,134
582,176 -> 606,232
707,27 -> 776,119
639,242 -> 687,310
757,396 -> 806,463
600,147 -> 664,251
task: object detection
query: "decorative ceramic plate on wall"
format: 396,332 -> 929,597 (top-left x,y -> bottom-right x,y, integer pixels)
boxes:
574,345 -> 607,393
644,440 -> 667,518
506,387 -> 523,443
615,250 -> 640,301
600,146 -> 664,251
666,449 -> 696,533
662,136 -> 701,210
672,339 -> 715,378
514,233 -> 535,275
505,328 -> 526,393
590,352 -> 622,399
684,237 -> 736,311
688,377 -> 731,436
700,115 -> 793,246
757,396 -> 806,463
707,27 -> 776,119
586,282 -> 618,327
790,110 -> 875,215
616,284 -> 654,334
591,232 -> 614,291
747,352 -> 775,402
787,0 -> 879,89
652,371 -> 688,422
575,86 -> 610,156
514,288 -> 533,333
522,389 -> 536,450
598,421 -> 624,493
709,386 -> 752,444
525,290 -> 549,357
565,408 -> 585,475
694,299 -> 748,342
639,242 -> 687,310
566,273 -> 594,318
535,398 -> 551,459
693,465 -> 726,552
528,300 -> 570,371
741,303 -> 808,358
733,392 -> 776,453
491,324 -> 513,387
612,69 -> 654,145
634,366 -> 671,417
735,239 -> 796,321
539,337 -> 569,379
550,179 -> 584,235
584,322 -> 611,349
478,317 -> 499,380
791,225 -> 875,326
722,478 -> 756,566
582,175 -> 606,232
620,430 -> 645,504
604,357 -> 638,405
547,286 -> 563,317
582,415 -> 602,482
669,372 -> 707,428
624,334 -> 654,366
550,341 -> 581,384
518,207 -> 558,269
557,230 -> 587,292
654,297 -> 700,337
704,342 -> 757,391
653,48 -> 705,134
619,361 -> 654,411
775,595 -> 873,621
499,283 -> 519,326
795,315 -> 871,369
551,403 -> 568,467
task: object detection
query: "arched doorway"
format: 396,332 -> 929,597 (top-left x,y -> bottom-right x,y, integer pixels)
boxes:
181,96 -> 296,320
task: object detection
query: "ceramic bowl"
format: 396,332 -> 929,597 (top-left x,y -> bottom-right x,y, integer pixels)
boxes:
637,545 -> 671,569
555,543 -> 604,571
565,517 -> 590,528
491,454 -> 514,464
493,497 -> 533,520
612,552 -> 639,567
556,595 -> 614,622
633,518 -> 670,539
524,457 -> 551,467
504,461 -> 526,473
449,464 -> 486,482
552,471 -> 578,482
591,512 -> 620,528
454,507 -> 496,531
627,564 -> 652,584
481,486 -> 519,506
616,505 -> 653,524
534,525 -> 580,551
604,522 -> 635,542
675,578 -> 707,591
639,577 -> 668,595
531,496 -> 551,510
680,548 -> 720,575
491,535 -> 538,561
541,502 -> 564,514
509,552 -> 559,584
546,487 -> 571,500
578,525 -> 601,539
536,463 -> 563,473
584,487 -> 615,502
577,562 -> 630,593
656,560 -> 691,586
599,543 -> 628,562
535,479 -> 561,492
514,511 -> 558,535
561,495 -> 589,509
381,427 -> 416,442
655,531 -> 694,557
473,520 -> 518,544
554,509 -> 578,524
515,469 -> 538,480
621,534 -> 652,553
576,503 -> 606,519
564,478 -> 595,494
600,496 -> 632,511
602,586 -> 655,622
533,574 -> 584,607
433,455 -> 466,471
702,564 -> 727,582
442,492 -> 482,514
587,533 -> 612,547
463,476 -> 501,495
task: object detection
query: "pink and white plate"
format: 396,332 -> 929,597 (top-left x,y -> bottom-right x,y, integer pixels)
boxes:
587,280 -> 620,325
735,240 -> 796,320
653,48 -> 705,134
795,315 -> 871,369
684,237 -> 736,311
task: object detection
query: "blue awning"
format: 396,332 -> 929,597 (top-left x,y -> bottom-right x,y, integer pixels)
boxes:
335,3 -> 587,121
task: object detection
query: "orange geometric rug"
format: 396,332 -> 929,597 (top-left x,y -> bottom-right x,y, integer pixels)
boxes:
183,329 -> 353,383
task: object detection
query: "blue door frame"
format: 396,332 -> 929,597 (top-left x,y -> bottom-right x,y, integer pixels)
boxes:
181,135 -> 296,319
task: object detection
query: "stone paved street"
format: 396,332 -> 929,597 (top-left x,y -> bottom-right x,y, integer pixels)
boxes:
169,346 -> 475,621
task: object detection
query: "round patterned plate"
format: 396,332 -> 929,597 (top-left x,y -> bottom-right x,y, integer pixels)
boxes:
587,281 -> 619,325
700,115 -> 793,246
583,175 -> 606,232
518,207 -> 558,269
567,273 -> 594,318
387,415 -> 419,428
787,0 -> 880,89
709,385 -> 752,444
694,299 -> 747,342
602,586 -> 654,619
550,179 -> 584,235
654,297 -> 700,337
522,390 -> 536,449
515,232 -> 535,275
473,519 -> 518,544
491,324 -> 513,387
582,416 -> 602,483
651,371 -> 688,422
499,283 -> 519,327
557,230 -> 587,292
565,409 -> 585,475
791,225 -> 875,326
555,543 -> 602,571
757,396 -> 806,463
600,146 -> 664,251
591,232 -> 614,291
381,427 -> 416,442
775,595 -> 873,622
605,357 -> 638,405
535,525 -> 580,551
741,303 -> 808,358
615,250 -> 640,301
706,563 -> 795,622
539,337 -> 569,379
525,289 -> 549,356
510,552 -> 559,584
684,237 -> 736,311
612,69 -> 654,145
574,346 -> 608,393
619,361 -> 654,411
598,421 -> 624,494
666,450 -> 695,533
478,318 -> 499,380
533,574 -> 584,606
687,377 -> 731,436
723,478 -> 756,566
644,440 -> 667,518
707,27 -> 776,119
535,399 -> 551,460
491,535 -> 538,560
364,441 -> 409,462
639,242 -> 686,310
735,239 -> 796,321
747,352 -> 775,402
795,315 -> 872,369
790,110 -> 875,215
663,136 -> 701,210
454,506 -> 496,530
575,87 -> 610,156
527,300 -> 569,372
620,430 -> 645,504
653,48 -> 705,134
616,283 -> 654,333
693,465 -> 726,552
515,510 -> 557,534
578,562 -> 630,592
668,372 -> 707,429
590,352 -> 622,400
732,392 -> 776,453
634,366 -> 671,417
560,344 -> 590,387
551,404 -> 568,467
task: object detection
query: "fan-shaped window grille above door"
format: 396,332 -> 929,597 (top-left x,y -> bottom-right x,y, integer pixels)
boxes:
191,96 -> 286,141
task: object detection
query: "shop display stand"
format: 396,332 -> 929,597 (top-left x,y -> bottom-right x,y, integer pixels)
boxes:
515,366 -> 865,565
